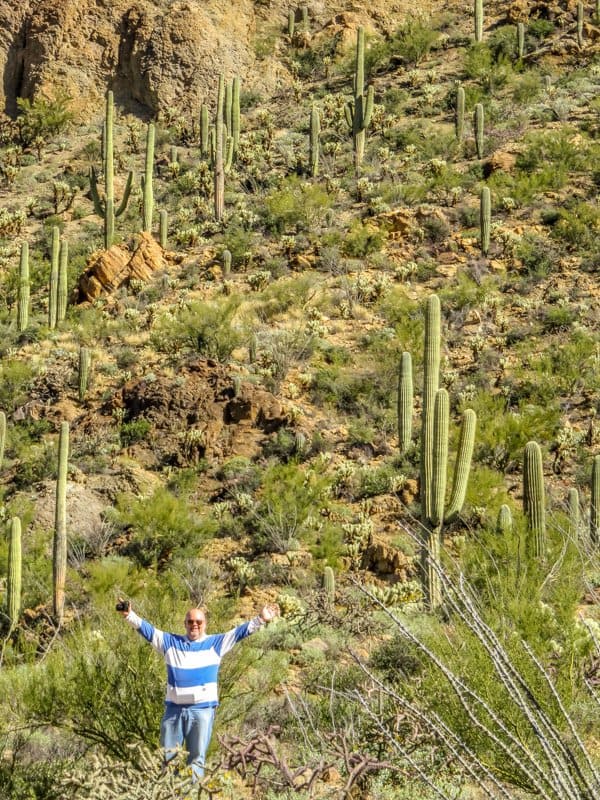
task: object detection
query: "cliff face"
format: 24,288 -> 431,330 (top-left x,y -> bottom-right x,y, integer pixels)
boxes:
0,0 -> 265,117
0,0 -> 415,120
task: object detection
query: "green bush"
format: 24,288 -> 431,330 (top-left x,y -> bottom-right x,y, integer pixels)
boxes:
16,90 -> 74,147
342,219 -> 387,257
262,177 -> 333,235
120,419 -> 151,447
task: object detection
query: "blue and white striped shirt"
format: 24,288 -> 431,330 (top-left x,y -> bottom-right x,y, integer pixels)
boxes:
127,611 -> 264,708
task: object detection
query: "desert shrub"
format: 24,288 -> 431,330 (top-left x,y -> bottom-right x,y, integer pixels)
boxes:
463,43 -> 512,94
15,90 -> 74,147
262,176 -> 333,234
112,488 -> 216,568
548,201 -> 600,250
119,419 -> 152,447
342,219 -> 387,257
513,233 -> 558,277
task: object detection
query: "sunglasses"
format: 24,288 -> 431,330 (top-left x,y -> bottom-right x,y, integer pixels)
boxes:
186,619 -> 204,625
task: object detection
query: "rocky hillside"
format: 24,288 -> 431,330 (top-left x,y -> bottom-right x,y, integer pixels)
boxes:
0,1 -> 599,798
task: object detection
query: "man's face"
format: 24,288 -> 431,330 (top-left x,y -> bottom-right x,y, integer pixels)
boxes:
184,610 -> 206,641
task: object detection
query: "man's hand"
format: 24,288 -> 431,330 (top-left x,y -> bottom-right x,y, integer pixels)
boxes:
116,598 -> 131,617
259,603 -> 280,624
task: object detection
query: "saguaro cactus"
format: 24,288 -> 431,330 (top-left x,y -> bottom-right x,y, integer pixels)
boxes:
567,487 -> 580,542
78,347 -> 91,402
496,504 -> 513,534
17,241 -> 29,332
577,2 -> 584,48
231,77 -> 241,155
159,209 -> 168,248
397,351 -> 413,455
89,90 -> 134,249
223,249 -> 232,277
516,22 -> 525,60
7,516 -> 22,629
591,454 -> 600,545
480,185 -> 491,255
0,410 -> 6,469
523,441 -> 546,559
474,103 -> 485,159
48,226 -> 60,329
53,421 -> 69,624
345,26 -> 374,172
323,566 -> 335,604
57,239 -> 68,323
455,85 -> 465,141
309,104 -> 320,177
420,296 -> 441,524
214,75 -> 226,221
142,122 -> 155,233
474,0 -> 483,42
200,103 -> 210,157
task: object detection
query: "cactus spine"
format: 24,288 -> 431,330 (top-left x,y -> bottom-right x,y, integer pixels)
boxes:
79,347 -> 91,402
309,104 -> 320,177
474,0 -> 483,42
7,516 -> 22,629
496,504 -> 513,534
323,565 -> 335,604
398,352 -> 413,455
345,26 -> 374,172
567,487 -> 580,542
517,22 -> 525,59
214,75 -> 226,221
591,455 -> 600,545
49,226 -> 60,328
0,410 -> 5,469
480,185 -> 491,256
159,209 -> 168,248
57,239 -> 68,323
17,241 -> 29,332
523,441 -> 546,559
474,103 -> 484,159
142,122 -> 155,233
455,85 -> 465,141
89,90 -> 134,249
53,421 -> 69,624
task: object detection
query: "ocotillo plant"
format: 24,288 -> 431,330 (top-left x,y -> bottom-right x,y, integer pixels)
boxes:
142,122 -> 155,233
480,185 -> 491,255
345,26 -> 374,172
0,410 -> 5,469
89,90 -> 134,248
17,241 -> 29,332
159,209 -> 168,248
7,516 -> 22,629
474,103 -> 484,158
455,85 -> 465,141
53,421 -> 69,624
397,351 -> 413,455
591,454 -> 600,545
523,441 -> 546,559
323,566 -> 335,604
309,104 -> 320,177
78,347 -> 91,402
474,0 -> 483,42
48,226 -> 60,329
517,22 -> 525,60
57,239 -> 68,323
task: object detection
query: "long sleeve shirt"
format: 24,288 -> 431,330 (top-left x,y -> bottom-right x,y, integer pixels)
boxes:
126,611 -> 264,708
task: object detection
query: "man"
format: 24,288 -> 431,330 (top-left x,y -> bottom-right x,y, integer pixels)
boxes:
118,600 -> 279,780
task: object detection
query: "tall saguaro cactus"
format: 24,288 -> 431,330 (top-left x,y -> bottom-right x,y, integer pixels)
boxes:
309,104 -> 320,177
7,516 -> 22,629
49,226 -> 60,329
480,186 -> 491,255
53,421 -> 69,624
523,441 -> 546,559
474,0 -> 484,42
142,122 -> 155,233
420,295 -> 441,524
57,239 -> 68,323
17,241 -> 29,332
474,103 -> 485,159
567,487 -> 580,542
89,90 -> 134,249
214,75 -> 226,221
345,26 -> 374,172
591,454 -> 600,545
397,351 -> 413,455
455,85 -> 465,141
0,410 -> 6,469
78,347 -> 91,402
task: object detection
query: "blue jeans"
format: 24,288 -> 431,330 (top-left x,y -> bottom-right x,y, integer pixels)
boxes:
160,704 -> 215,780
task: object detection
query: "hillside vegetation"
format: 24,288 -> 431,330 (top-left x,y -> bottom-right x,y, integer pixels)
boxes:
0,1 -> 599,798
